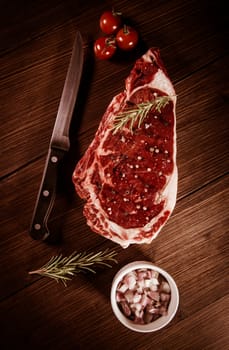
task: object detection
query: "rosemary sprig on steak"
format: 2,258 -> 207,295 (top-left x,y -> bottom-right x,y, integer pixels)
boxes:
112,95 -> 172,134
28,249 -> 118,286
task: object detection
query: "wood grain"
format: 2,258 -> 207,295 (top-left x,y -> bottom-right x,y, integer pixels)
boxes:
0,0 -> 228,349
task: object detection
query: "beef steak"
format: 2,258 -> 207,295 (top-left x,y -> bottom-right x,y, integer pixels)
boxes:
73,48 -> 177,248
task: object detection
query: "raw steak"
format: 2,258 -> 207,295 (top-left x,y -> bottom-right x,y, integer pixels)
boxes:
73,48 -> 177,248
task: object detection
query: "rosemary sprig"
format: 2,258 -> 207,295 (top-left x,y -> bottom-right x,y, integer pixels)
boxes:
28,249 -> 118,286
112,95 -> 173,134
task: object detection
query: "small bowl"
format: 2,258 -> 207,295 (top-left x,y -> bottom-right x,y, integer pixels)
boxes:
110,261 -> 179,332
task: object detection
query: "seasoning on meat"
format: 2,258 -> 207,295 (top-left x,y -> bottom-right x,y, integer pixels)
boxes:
73,48 -> 177,248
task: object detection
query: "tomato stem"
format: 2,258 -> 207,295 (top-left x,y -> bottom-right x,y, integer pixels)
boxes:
112,7 -> 122,17
105,36 -> 116,47
123,24 -> 130,35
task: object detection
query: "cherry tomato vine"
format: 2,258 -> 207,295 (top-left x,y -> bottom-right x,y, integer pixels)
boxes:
94,9 -> 139,60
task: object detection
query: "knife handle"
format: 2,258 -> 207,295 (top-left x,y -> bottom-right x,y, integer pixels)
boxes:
29,147 -> 65,240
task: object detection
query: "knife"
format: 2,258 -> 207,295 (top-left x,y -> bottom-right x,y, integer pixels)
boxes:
29,31 -> 84,240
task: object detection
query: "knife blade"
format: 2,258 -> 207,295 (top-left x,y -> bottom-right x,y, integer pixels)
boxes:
30,31 -> 84,240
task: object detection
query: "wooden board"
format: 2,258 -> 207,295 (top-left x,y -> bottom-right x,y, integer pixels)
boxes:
0,0 -> 228,349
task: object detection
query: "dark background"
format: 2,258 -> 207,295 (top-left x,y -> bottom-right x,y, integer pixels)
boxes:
0,1 -> 228,349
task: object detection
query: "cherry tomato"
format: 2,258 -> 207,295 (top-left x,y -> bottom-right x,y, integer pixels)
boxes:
94,36 -> 117,60
100,10 -> 122,35
116,25 -> 139,51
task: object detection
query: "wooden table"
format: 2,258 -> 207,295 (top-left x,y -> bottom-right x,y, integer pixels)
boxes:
1,0 -> 228,348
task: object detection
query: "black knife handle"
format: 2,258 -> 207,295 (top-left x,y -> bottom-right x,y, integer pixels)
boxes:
29,147 -> 65,240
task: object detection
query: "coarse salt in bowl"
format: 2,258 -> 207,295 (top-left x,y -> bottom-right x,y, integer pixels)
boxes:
110,261 -> 179,332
